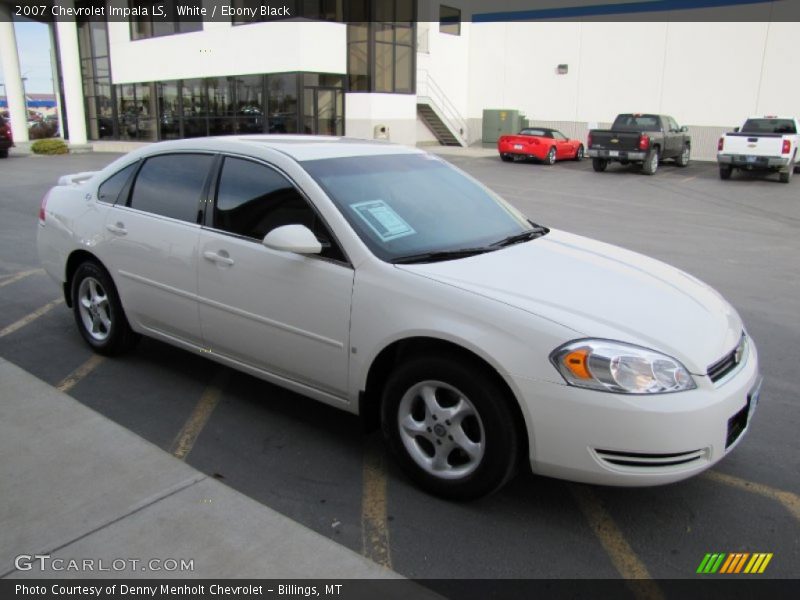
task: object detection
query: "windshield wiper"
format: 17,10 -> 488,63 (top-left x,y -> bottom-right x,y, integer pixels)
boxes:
491,225 -> 549,248
391,246 -> 496,264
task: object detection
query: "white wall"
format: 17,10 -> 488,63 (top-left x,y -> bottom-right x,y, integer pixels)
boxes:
467,21 -> 800,130
107,20 -> 346,84
345,93 -> 417,146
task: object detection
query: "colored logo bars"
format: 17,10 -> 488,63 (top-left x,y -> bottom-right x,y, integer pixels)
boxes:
697,552 -> 773,574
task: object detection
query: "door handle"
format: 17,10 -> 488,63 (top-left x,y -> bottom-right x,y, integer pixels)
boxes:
106,222 -> 127,235
203,250 -> 235,266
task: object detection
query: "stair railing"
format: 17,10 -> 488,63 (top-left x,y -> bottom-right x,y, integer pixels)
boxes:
416,69 -> 468,146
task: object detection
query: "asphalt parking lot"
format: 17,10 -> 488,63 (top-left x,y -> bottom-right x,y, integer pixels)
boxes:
1,149 -> 798,587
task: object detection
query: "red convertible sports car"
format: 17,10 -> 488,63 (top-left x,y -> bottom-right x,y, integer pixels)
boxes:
498,128 -> 584,165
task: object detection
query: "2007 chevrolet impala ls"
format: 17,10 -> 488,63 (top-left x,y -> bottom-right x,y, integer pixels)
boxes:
37,136 -> 762,499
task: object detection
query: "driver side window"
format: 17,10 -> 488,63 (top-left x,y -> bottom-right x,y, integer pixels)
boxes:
214,156 -> 346,263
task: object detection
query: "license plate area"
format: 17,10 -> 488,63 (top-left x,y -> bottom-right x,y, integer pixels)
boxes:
608,150 -> 619,157
514,144 -> 523,150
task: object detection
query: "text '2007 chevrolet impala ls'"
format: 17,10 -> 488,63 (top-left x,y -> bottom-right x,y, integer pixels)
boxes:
37,136 -> 762,499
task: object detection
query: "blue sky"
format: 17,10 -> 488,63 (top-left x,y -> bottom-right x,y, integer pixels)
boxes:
0,19 -> 54,96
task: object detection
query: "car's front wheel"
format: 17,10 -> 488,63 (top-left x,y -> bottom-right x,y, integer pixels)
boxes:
71,261 -> 139,355
676,144 -> 690,167
381,356 -> 519,500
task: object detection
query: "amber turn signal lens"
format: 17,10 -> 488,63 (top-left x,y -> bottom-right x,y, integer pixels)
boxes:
563,349 -> 591,379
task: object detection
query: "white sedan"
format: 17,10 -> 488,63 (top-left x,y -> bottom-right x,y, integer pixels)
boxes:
37,136 -> 761,499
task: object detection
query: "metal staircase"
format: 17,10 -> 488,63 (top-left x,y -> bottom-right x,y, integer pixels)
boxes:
416,70 -> 468,147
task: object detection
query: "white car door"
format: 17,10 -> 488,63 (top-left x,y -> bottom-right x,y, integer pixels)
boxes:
101,153 -> 214,346
197,156 -> 354,397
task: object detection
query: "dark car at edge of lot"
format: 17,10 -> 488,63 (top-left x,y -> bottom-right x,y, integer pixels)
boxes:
0,114 -> 14,158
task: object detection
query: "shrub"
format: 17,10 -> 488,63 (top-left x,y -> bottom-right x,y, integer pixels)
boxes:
31,138 -> 69,155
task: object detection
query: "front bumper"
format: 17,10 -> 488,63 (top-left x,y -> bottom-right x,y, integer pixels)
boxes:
718,153 -> 790,168
587,149 -> 646,161
511,338 -> 761,486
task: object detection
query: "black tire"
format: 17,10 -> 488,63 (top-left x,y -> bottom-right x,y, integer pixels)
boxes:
592,158 -> 608,172
574,145 -> 584,161
500,154 -> 513,163
676,144 -> 690,167
0,149 -> 8,159
779,167 -> 793,184
71,261 -> 139,356
544,146 -> 557,166
719,165 -> 732,180
642,148 -> 659,175
381,355 -> 520,500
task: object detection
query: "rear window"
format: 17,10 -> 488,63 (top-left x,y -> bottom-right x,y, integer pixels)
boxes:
520,129 -> 551,137
611,114 -> 662,132
741,119 -> 796,135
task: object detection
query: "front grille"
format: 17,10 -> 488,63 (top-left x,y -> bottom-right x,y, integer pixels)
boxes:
708,334 -> 747,383
594,448 -> 707,469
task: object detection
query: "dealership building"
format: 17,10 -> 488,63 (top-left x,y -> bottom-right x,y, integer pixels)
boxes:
0,0 -> 798,159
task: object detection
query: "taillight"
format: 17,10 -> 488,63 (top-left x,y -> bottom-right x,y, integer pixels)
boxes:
782,139 -> 791,154
587,133 -> 592,148
638,134 -> 650,151
718,137 -> 724,152
39,190 -> 50,224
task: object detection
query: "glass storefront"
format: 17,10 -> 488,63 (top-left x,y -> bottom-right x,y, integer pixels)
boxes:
96,73 -> 343,142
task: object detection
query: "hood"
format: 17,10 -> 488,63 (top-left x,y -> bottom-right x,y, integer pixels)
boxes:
397,229 -> 742,374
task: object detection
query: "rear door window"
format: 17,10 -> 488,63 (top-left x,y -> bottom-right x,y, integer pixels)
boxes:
128,153 -> 213,223
97,163 -> 137,204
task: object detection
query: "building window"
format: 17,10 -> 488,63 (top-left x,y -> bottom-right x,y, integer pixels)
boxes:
111,73 -> 342,141
439,5 -> 461,36
231,0 -> 344,25
347,0 -> 415,94
77,18 -> 116,140
130,0 -> 203,40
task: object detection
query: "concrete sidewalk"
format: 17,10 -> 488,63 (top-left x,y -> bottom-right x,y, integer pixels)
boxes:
0,358 -> 430,588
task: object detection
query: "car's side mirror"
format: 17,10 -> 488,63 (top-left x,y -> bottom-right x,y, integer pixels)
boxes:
680,126 -> 688,133
733,127 -> 740,133
262,224 -> 322,255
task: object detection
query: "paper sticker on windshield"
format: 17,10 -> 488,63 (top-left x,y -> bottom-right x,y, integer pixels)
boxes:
350,200 -> 415,242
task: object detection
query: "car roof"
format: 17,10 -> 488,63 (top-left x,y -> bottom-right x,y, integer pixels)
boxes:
125,135 -> 424,162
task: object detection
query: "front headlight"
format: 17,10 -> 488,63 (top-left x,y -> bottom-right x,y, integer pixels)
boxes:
550,339 -> 696,394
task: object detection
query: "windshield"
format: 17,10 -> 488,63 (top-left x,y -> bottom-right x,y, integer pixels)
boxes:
741,118 -> 797,135
302,153 -> 535,262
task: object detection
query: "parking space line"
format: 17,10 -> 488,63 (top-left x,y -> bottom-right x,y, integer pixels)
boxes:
0,268 -> 44,288
703,470 -> 800,524
361,435 -> 392,569
170,369 -> 228,461
0,298 -> 63,339
569,485 -> 664,600
57,354 -> 106,393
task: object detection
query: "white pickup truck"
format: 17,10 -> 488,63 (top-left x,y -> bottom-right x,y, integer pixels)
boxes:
717,116 -> 799,183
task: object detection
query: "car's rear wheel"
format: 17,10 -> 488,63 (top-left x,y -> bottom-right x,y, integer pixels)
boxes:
592,158 -> 608,172
544,146 -> 557,165
719,165 -> 733,180
0,149 -> 8,159
500,154 -> 513,162
642,148 -> 659,175
381,356 -> 519,500
676,144 -> 690,167
72,261 -> 139,355
574,145 -> 584,161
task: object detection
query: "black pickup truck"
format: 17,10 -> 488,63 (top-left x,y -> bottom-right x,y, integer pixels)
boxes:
587,114 -> 691,175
